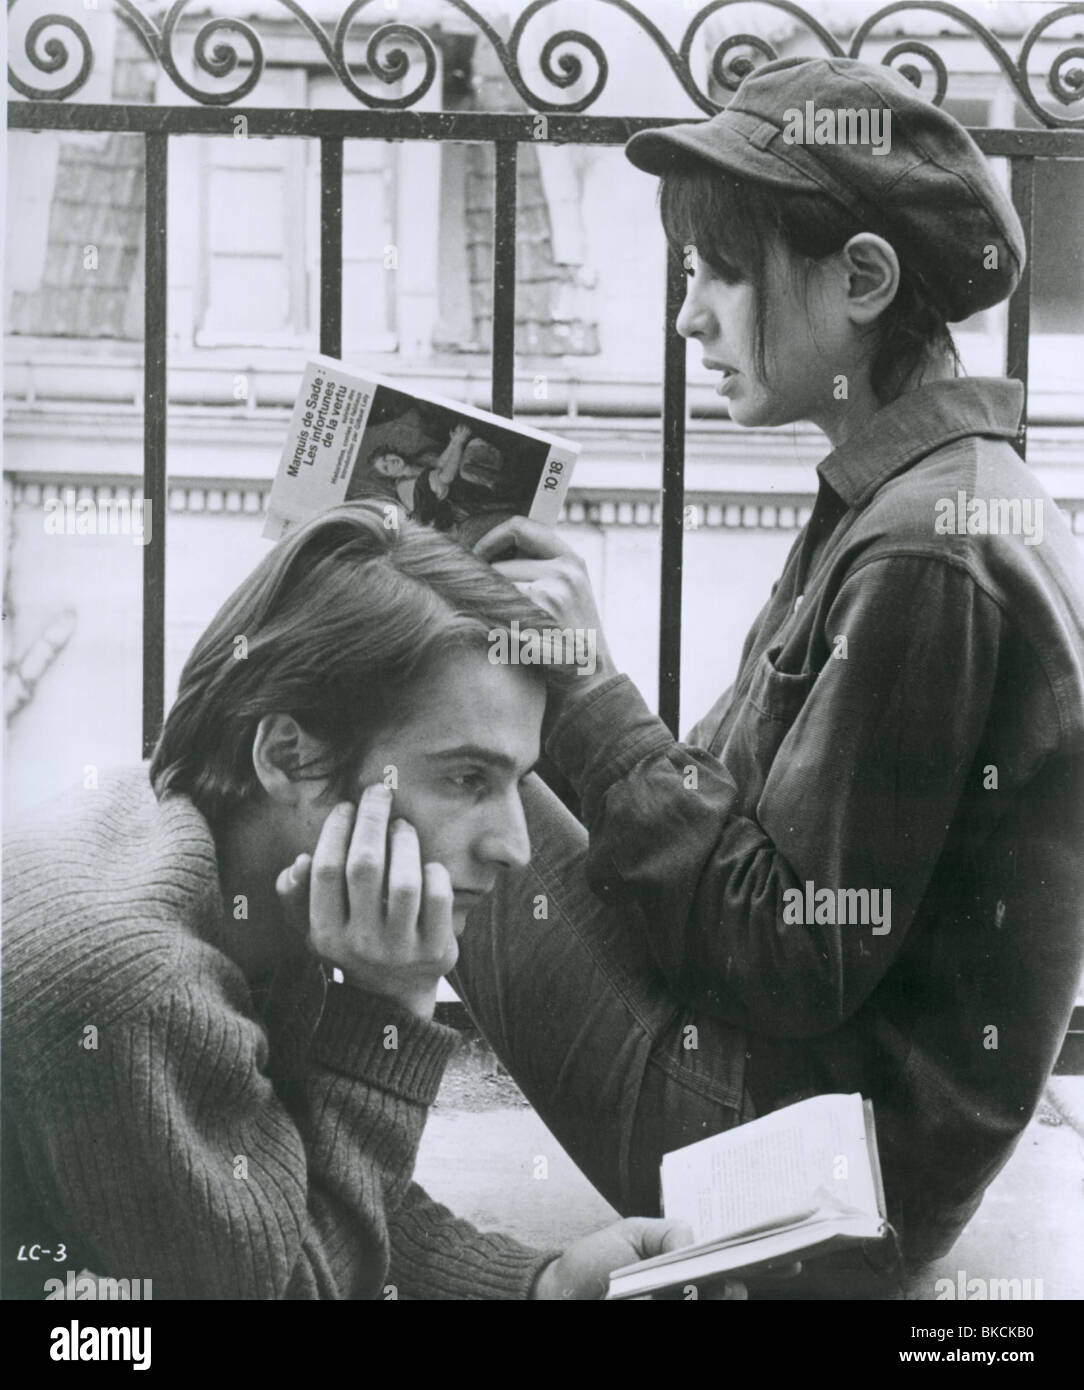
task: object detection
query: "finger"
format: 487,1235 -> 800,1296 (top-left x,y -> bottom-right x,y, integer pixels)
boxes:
620,1218 -> 693,1261
344,784 -> 394,923
515,581 -> 562,623
658,1221 -> 695,1255
489,560 -> 550,583
275,853 -> 312,939
419,861 -> 457,974
522,579 -> 563,616
384,819 -> 423,944
474,515 -> 568,562
274,854 -> 301,901
472,518 -> 519,561
309,803 -> 356,939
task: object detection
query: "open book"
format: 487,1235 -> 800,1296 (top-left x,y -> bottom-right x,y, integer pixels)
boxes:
263,356 -> 579,546
606,1092 -> 887,1300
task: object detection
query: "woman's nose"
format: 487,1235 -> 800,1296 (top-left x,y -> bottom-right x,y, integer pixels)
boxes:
675,280 -> 707,340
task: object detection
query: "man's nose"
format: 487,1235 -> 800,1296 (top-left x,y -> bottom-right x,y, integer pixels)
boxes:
476,795 -> 531,871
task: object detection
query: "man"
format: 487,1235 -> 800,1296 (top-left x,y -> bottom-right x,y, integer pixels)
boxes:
2,503 -> 707,1299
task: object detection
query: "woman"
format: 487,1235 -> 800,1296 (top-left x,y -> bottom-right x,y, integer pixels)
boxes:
444,56 -> 1084,1295
1,502 -> 704,1300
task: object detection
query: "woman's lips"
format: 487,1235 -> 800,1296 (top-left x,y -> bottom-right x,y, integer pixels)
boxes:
715,370 -> 738,395
703,360 -> 738,394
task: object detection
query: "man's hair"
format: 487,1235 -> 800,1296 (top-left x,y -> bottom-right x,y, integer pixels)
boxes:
659,165 -> 959,405
150,501 -> 567,824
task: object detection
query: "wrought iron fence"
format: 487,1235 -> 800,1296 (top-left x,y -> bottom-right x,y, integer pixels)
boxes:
7,0 -> 1084,757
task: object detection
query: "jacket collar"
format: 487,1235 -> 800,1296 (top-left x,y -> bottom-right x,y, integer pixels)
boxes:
816,377 -> 1024,510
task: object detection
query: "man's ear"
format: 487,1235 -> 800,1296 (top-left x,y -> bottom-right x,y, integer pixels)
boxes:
251,714 -> 326,805
840,233 -> 900,326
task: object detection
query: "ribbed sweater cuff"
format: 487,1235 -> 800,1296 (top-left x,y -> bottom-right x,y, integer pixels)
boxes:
311,983 -> 459,1105
439,1241 -> 558,1302
392,1207 -> 561,1300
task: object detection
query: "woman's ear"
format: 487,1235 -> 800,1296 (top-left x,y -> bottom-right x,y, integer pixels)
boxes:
251,714 -> 326,806
840,233 -> 900,325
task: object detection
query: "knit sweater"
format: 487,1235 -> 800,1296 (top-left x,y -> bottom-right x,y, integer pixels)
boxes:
1,768 -> 554,1300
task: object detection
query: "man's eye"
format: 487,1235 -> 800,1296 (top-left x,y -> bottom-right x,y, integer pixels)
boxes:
450,771 -> 488,795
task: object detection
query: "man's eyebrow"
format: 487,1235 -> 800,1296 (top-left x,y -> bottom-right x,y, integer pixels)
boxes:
427,745 -> 534,775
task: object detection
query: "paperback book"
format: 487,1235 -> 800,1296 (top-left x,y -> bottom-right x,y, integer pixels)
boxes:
606,1092 -> 887,1300
264,356 -> 580,547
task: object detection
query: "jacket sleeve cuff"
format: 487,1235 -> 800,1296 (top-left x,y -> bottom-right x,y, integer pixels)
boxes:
546,674 -> 675,816
310,983 -> 459,1105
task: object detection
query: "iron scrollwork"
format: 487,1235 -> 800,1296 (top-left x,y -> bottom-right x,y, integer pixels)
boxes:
7,0 -> 1084,127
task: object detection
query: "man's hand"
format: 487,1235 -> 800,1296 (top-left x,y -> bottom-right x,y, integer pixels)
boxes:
529,1218 -> 747,1301
275,785 -> 456,1020
474,517 -> 618,685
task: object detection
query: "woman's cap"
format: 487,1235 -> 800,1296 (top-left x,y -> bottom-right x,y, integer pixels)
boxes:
625,56 -> 1025,321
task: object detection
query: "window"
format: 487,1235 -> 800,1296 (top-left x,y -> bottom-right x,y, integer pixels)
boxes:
196,67 -> 307,346
195,67 -> 401,350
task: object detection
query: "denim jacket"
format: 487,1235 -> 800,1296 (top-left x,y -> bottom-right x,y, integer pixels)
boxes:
547,377 -> 1084,1262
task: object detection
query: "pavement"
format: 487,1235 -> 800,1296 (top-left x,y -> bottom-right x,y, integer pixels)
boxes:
413,1065 -> 1084,1299
1048,1074 -> 1084,1140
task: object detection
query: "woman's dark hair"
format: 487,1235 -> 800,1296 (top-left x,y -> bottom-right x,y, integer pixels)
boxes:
150,501 -> 571,824
659,164 -> 960,404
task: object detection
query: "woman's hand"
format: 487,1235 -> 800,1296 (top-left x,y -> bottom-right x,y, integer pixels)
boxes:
474,517 -> 618,684
530,1217 -> 746,1300
275,785 -> 456,1020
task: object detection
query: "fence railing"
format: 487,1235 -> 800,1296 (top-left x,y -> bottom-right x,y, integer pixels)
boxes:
7,1 -> 1084,754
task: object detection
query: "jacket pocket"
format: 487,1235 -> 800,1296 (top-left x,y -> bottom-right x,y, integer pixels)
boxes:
719,647 -> 816,812
747,645 -> 817,724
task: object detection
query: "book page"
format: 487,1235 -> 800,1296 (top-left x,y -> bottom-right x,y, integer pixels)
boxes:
661,1092 -> 878,1246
